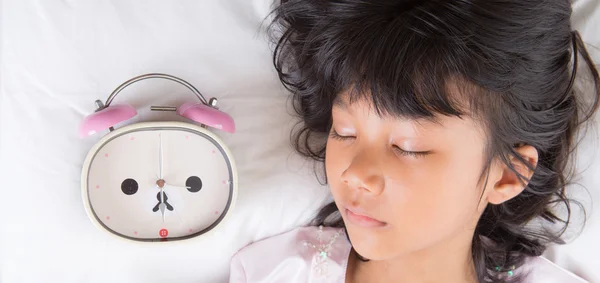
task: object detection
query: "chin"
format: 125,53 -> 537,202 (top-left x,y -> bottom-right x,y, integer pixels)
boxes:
351,240 -> 397,261
344,222 -> 400,261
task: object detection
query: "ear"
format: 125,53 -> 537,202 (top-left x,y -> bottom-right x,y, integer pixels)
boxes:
487,145 -> 538,205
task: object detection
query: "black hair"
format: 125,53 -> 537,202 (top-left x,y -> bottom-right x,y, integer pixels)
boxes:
270,0 -> 600,282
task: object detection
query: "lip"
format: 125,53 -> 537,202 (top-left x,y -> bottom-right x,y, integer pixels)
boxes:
344,207 -> 387,228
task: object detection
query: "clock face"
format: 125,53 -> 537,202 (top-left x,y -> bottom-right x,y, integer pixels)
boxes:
83,123 -> 235,241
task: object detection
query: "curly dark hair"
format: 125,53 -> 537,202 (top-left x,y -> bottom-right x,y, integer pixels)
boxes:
270,0 -> 600,282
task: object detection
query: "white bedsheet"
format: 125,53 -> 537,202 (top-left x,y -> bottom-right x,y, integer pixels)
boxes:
0,0 -> 598,282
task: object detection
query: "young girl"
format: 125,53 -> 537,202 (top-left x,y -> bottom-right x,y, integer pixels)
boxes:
231,0 -> 599,282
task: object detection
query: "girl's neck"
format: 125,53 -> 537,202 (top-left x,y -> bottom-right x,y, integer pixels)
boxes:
345,230 -> 477,283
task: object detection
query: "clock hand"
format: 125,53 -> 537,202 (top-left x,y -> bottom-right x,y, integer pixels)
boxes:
158,133 -> 166,222
160,186 -> 164,204
165,183 -> 191,190
170,207 -> 185,226
159,133 -> 163,179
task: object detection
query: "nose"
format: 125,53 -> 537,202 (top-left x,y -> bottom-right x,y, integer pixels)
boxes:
341,149 -> 385,195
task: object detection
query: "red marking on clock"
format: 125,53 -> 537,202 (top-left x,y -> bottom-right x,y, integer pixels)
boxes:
134,231 -> 138,236
188,228 -> 193,233
159,228 -> 169,238
186,136 -> 189,139
104,153 -> 109,157
106,216 -> 110,220
212,150 -> 216,154
214,210 -> 219,215
95,185 -> 100,189
130,136 -> 135,140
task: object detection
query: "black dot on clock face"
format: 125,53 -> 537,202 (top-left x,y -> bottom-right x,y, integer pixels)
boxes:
121,178 -> 138,195
186,176 -> 202,193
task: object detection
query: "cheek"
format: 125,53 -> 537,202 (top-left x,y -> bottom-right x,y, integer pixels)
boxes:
382,153 -> 485,248
389,165 -> 481,225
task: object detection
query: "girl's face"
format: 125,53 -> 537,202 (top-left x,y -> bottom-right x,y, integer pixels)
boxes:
326,95 -> 495,260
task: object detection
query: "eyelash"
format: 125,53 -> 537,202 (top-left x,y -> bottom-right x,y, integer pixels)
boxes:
329,129 -> 430,158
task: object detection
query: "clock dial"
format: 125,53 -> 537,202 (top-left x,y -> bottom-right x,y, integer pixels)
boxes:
85,125 -> 234,241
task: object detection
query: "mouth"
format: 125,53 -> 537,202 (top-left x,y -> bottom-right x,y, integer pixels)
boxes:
344,207 -> 387,228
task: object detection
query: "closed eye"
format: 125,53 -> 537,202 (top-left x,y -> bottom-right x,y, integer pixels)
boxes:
329,129 -> 355,141
392,145 -> 431,158
331,129 -> 430,158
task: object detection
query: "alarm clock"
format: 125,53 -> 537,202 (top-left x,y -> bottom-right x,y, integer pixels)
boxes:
80,73 -> 237,242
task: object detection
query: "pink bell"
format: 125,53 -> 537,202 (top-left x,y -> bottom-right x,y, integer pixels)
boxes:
79,104 -> 137,138
177,102 -> 235,133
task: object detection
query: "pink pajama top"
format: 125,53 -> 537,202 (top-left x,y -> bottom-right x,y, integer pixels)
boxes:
230,226 -> 587,283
